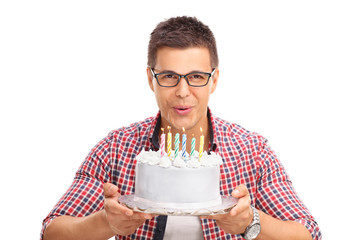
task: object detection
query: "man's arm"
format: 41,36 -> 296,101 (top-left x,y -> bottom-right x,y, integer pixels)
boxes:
43,210 -> 114,240
258,209 -> 312,240
202,185 -> 312,240
43,183 -> 156,240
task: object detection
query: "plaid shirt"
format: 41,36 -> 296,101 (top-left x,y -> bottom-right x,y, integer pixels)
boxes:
41,109 -> 321,239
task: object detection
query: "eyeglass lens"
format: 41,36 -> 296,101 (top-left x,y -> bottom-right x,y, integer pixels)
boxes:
157,73 -> 209,87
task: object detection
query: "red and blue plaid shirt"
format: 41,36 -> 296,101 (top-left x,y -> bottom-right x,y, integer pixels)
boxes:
41,109 -> 321,239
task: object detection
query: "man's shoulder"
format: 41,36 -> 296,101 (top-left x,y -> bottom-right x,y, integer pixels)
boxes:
106,115 -> 157,142
213,115 -> 265,143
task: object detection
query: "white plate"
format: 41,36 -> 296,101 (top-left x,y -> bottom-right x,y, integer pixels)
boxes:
118,195 -> 238,216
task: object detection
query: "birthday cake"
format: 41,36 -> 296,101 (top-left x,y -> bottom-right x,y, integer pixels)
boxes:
134,149 -> 223,210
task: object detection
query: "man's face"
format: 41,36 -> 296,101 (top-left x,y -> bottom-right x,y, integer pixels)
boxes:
147,47 -> 219,131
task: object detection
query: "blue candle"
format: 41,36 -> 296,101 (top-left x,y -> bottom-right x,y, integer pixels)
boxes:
182,127 -> 187,159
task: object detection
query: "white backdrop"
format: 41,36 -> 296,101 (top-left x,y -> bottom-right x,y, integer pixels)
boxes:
1,0 -> 359,239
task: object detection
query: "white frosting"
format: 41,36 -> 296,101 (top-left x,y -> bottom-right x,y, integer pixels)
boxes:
159,156 -> 172,168
186,157 -> 201,168
173,155 -> 187,168
200,151 -> 223,166
136,149 -> 222,168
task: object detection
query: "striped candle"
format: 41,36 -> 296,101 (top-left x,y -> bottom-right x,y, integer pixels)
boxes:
174,133 -> 180,158
160,128 -> 165,157
167,126 -> 172,157
190,134 -> 196,158
199,127 -> 204,161
181,127 -> 187,159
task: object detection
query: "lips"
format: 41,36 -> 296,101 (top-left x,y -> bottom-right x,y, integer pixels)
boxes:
174,106 -> 192,115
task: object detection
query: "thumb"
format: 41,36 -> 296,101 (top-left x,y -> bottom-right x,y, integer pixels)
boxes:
231,184 -> 248,198
104,182 -> 118,198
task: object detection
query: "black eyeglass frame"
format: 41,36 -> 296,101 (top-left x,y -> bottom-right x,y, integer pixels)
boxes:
150,68 -> 216,87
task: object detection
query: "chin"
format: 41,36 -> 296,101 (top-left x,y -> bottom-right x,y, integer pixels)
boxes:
169,120 -> 187,131
164,109 -> 198,130
172,117 -> 197,131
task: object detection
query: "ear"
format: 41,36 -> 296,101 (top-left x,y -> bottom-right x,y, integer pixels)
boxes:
147,67 -> 155,92
210,68 -> 219,94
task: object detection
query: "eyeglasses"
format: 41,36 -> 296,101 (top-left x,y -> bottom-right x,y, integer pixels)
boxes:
150,68 -> 216,87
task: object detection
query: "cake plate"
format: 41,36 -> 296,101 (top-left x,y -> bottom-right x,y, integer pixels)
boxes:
118,195 -> 238,216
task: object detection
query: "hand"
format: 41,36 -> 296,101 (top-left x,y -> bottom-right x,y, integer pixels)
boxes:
201,185 -> 253,235
103,183 -> 157,236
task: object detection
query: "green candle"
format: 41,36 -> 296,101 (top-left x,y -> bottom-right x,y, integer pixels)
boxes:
174,133 -> 180,158
190,134 -> 196,158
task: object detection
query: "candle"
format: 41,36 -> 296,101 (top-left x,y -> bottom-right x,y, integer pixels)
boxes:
190,134 -> 196,158
160,128 -> 165,157
181,127 -> 187,159
167,126 -> 172,157
174,133 -> 180,159
199,127 -> 204,161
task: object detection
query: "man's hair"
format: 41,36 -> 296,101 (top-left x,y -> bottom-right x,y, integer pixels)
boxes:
147,16 -> 218,68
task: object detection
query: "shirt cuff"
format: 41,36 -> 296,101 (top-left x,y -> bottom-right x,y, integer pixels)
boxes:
293,218 -> 322,240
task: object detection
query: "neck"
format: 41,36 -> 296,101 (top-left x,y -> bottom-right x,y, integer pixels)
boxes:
159,119 -> 211,154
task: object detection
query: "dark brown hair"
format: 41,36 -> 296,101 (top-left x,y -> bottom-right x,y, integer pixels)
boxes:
147,16 -> 219,68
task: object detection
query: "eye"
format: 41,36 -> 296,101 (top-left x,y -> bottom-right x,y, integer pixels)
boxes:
164,74 -> 177,79
188,73 -> 206,80
193,74 -> 205,79
158,73 -> 178,81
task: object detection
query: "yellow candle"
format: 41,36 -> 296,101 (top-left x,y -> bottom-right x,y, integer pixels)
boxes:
199,127 -> 204,161
167,126 -> 172,157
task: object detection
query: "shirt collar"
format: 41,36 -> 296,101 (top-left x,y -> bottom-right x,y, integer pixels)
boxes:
207,108 -> 218,152
148,111 -> 161,151
149,108 -> 218,153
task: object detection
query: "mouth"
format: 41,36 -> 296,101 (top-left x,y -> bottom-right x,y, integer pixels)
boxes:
173,106 -> 192,115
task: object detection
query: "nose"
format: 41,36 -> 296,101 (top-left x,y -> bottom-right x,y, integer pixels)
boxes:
175,76 -> 191,98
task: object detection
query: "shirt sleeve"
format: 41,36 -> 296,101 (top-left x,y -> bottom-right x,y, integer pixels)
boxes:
255,140 -> 322,239
40,137 -> 111,239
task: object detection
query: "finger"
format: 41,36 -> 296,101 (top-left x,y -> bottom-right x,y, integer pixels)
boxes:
105,198 -> 134,216
104,183 -> 119,198
130,212 -> 158,220
230,194 -> 251,217
105,200 -> 157,220
231,185 -> 248,199
200,213 -> 227,220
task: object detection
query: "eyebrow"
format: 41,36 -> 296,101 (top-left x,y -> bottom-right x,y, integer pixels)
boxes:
156,69 -> 177,74
153,69 -> 210,74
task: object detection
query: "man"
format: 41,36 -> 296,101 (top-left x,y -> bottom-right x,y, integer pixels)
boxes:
42,16 -> 321,239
